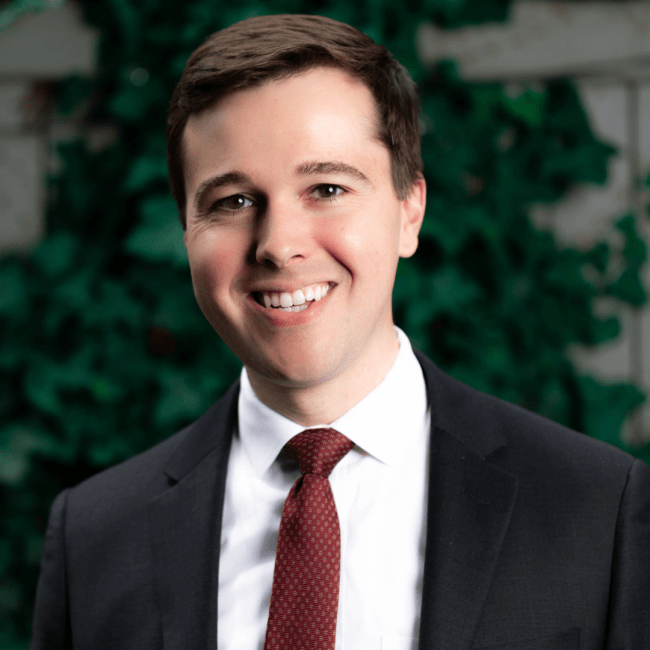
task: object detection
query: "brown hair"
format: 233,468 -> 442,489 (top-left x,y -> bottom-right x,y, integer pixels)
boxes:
167,14 -> 422,226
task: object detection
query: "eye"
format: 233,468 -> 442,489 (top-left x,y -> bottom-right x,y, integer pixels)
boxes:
214,194 -> 254,211
311,184 -> 346,201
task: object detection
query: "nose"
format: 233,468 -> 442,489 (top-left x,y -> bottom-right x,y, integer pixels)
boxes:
254,199 -> 310,268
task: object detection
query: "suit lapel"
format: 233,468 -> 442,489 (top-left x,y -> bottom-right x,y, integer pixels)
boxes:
147,381 -> 239,650
415,352 -> 518,650
418,424 -> 517,650
145,351 -> 518,650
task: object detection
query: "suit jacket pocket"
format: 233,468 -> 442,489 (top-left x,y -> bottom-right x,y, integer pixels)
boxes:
474,628 -> 579,650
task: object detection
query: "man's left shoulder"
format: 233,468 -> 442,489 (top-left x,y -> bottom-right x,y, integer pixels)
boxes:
415,349 -> 645,490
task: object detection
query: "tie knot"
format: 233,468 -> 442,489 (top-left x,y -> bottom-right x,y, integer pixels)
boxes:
285,428 -> 353,478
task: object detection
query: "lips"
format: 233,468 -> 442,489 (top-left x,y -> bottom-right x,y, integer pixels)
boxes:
254,282 -> 331,312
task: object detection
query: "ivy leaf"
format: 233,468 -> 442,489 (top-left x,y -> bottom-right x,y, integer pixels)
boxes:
31,231 -> 79,277
502,88 -> 548,128
125,195 -> 187,265
426,266 -> 481,316
154,369 -> 205,427
0,263 -> 28,319
0,424 -> 59,487
590,316 -> 620,346
607,267 -> 647,306
123,154 -> 169,193
616,213 -> 647,267
584,241 -> 609,275
577,376 -> 645,449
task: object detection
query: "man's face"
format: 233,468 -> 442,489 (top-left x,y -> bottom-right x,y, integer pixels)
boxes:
183,67 -> 425,398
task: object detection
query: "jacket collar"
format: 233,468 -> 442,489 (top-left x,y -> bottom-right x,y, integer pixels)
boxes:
415,350 -> 518,650
149,353 -> 518,650
415,350 -> 509,459
162,380 -> 240,484
148,381 -> 239,650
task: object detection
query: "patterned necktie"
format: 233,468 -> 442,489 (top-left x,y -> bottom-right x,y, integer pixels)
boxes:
264,427 -> 354,650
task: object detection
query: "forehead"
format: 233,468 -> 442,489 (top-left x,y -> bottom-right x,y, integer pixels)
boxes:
188,65 -> 380,131
182,67 -> 386,189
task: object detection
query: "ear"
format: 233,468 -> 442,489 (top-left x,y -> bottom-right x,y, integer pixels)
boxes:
398,175 -> 426,258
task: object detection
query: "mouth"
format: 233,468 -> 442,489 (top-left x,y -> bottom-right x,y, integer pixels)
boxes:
252,282 -> 331,312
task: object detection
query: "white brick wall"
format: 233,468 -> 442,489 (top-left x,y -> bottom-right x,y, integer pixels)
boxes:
417,1 -> 650,81
0,2 -> 95,78
0,133 -> 43,246
0,1 -> 96,250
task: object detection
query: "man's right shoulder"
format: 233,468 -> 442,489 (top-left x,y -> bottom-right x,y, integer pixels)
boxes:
60,379 -> 240,525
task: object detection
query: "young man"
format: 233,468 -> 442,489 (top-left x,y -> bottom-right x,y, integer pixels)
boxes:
32,14 -> 649,650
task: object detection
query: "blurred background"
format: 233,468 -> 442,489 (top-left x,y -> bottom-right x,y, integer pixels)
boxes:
2,0 -> 650,647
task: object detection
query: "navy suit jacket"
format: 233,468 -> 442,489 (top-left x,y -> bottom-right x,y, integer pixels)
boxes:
31,351 -> 650,649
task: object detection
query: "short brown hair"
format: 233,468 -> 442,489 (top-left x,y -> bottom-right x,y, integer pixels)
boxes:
167,14 -> 422,226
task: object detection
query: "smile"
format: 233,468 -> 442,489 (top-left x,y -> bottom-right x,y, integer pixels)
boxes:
254,283 -> 331,312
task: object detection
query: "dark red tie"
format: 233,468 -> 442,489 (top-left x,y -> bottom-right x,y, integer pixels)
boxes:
264,428 -> 354,650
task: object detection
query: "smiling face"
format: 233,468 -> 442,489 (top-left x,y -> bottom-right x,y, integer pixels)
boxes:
183,67 -> 425,419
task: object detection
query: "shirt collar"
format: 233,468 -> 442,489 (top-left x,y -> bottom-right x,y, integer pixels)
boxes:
238,327 -> 428,477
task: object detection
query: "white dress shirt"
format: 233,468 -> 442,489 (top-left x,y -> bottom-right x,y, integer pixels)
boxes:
217,327 -> 430,650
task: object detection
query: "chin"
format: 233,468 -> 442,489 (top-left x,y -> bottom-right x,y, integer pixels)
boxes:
250,349 -> 344,389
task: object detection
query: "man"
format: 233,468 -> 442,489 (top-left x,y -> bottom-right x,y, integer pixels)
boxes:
31,14 -> 649,650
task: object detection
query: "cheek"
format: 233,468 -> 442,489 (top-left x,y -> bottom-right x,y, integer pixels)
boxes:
329,210 -> 402,275
187,232 -> 248,303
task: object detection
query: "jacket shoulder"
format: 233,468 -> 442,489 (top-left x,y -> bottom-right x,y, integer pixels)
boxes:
64,380 -> 239,521
415,350 -> 638,485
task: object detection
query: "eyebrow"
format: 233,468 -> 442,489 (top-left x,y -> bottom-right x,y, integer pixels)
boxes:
193,171 -> 251,212
296,161 -> 373,188
192,160 -> 373,213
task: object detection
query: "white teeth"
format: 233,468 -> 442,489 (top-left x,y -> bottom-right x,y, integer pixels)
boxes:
280,293 -> 293,308
259,283 -> 330,309
292,289 -> 305,305
279,304 -> 308,312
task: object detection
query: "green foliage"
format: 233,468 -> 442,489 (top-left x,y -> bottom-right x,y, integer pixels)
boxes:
395,68 -> 647,443
1,0 -> 649,646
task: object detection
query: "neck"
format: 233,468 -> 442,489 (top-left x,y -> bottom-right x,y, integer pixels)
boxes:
246,328 -> 400,427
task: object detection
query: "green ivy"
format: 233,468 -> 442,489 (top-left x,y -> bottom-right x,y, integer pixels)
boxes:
1,0 -> 649,646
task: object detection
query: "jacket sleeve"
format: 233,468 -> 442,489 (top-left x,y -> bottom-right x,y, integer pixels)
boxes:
30,489 -> 72,650
605,459 -> 650,647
